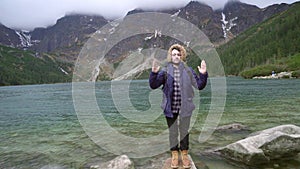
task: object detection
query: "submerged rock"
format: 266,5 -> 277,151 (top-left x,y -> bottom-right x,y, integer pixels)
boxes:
134,153 -> 169,169
216,124 -> 300,165
90,155 -> 134,169
40,165 -> 66,169
216,123 -> 250,132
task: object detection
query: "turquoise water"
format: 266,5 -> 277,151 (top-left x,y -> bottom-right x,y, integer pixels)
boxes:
0,77 -> 300,169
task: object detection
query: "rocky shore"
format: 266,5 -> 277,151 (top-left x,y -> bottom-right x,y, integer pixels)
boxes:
88,124 -> 300,169
215,124 -> 300,166
253,71 -> 293,79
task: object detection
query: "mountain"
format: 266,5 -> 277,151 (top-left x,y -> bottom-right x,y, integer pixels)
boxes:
0,15 -> 108,62
0,24 -> 21,47
0,1 -> 291,56
30,15 -> 108,52
125,1 -> 289,43
177,1 -> 223,42
0,1 -> 298,84
217,1 -> 300,76
222,1 -> 289,37
29,15 -> 108,61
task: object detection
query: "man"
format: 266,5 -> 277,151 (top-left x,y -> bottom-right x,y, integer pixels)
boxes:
149,44 -> 208,168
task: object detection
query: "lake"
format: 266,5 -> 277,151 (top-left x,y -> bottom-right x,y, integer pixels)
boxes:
0,77 -> 300,169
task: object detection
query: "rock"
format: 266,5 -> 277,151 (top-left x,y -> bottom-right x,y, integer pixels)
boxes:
40,165 -> 66,169
253,71 -> 293,79
90,155 -> 134,169
134,153 -> 169,169
277,72 -> 292,78
216,124 -> 300,165
216,123 -> 250,132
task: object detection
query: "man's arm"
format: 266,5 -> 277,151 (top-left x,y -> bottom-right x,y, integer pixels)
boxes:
192,60 -> 208,90
149,59 -> 165,89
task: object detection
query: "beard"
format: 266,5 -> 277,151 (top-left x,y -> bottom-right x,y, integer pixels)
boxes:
172,60 -> 180,66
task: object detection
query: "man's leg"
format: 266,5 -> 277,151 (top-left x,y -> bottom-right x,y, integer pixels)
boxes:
166,113 -> 179,168
179,115 -> 191,168
179,115 -> 191,150
166,113 -> 179,151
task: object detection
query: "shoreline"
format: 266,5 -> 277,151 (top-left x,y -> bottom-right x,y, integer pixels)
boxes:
252,71 -> 294,79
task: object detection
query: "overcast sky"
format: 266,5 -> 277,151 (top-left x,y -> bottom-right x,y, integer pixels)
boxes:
0,0 -> 298,31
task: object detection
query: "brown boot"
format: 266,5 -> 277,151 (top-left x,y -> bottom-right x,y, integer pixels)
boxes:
171,150 -> 179,168
181,150 -> 191,168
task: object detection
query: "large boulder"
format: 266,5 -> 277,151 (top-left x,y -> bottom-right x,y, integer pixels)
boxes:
216,124 -> 300,165
90,155 -> 134,169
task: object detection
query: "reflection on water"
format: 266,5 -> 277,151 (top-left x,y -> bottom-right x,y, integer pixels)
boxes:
0,77 -> 300,168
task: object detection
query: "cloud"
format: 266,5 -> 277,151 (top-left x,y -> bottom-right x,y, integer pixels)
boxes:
241,0 -> 297,8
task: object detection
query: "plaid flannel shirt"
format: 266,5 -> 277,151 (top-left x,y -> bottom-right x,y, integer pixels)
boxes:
172,67 -> 181,114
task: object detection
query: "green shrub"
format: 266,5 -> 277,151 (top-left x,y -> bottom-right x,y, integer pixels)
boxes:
292,70 -> 300,78
240,64 -> 285,79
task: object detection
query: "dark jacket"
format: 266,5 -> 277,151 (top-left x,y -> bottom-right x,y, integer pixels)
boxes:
149,62 -> 208,118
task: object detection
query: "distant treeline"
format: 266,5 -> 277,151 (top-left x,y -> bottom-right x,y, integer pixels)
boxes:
0,45 -> 72,86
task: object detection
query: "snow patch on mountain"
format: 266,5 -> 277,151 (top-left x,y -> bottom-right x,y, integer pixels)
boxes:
59,67 -> 69,75
14,30 -> 41,49
15,30 -> 33,48
171,10 -> 181,17
221,13 -> 238,39
144,29 -> 162,41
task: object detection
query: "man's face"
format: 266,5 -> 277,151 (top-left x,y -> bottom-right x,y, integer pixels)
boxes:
171,49 -> 181,64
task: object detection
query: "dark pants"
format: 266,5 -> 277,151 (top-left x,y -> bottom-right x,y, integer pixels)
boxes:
166,113 -> 191,151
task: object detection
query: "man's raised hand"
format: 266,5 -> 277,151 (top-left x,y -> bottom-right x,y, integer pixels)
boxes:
197,60 -> 207,74
152,59 -> 160,73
